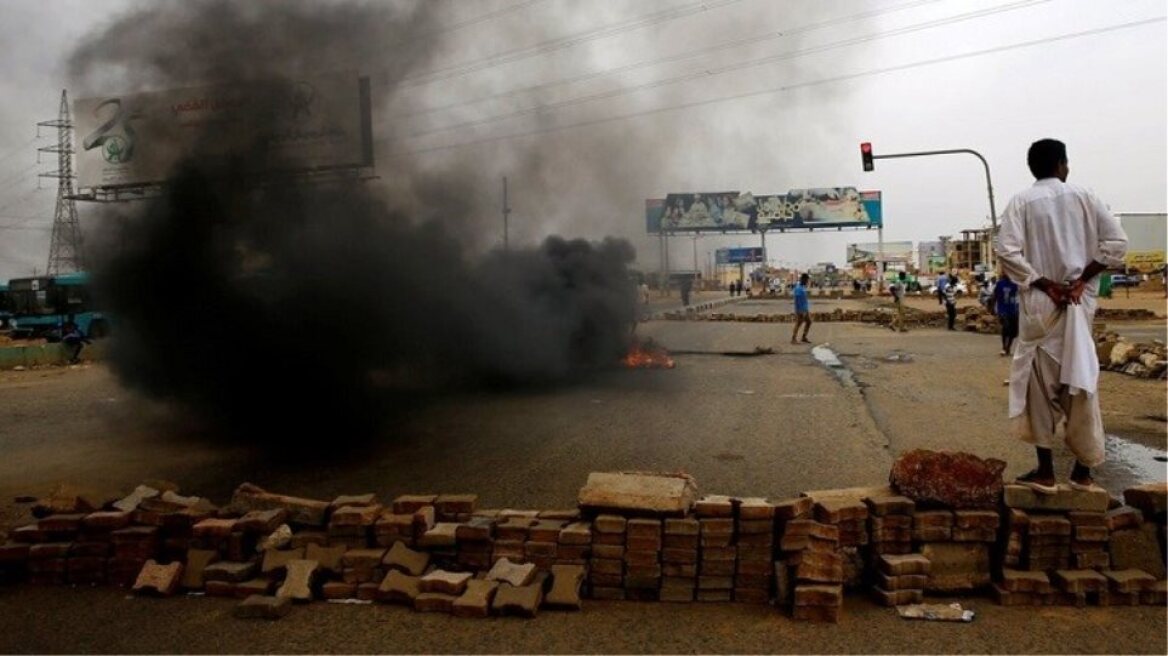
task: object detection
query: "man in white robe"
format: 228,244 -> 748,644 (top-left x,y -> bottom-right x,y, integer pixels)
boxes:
993,139 -> 1128,494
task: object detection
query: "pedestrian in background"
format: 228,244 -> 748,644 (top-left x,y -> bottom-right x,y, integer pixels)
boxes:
791,273 -> 812,344
890,271 -> 908,332
993,273 -> 1020,355
942,279 -> 958,330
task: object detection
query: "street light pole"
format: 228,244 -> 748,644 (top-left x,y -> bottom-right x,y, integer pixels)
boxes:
867,147 -> 998,270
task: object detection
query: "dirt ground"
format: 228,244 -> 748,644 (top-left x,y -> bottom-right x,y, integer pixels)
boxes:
0,317 -> 1165,654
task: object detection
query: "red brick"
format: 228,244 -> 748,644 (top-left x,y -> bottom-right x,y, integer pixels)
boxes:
132,560 -> 184,596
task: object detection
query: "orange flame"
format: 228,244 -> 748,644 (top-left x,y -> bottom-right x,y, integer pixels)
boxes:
623,340 -> 676,369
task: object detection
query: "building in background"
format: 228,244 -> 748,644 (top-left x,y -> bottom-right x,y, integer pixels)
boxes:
949,228 -> 992,272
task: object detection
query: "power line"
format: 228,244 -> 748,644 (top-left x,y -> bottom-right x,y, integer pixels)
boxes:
402,0 -> 1051,140
389,16 -> 1165,157
397,0 -> 948,120
396,0 -> 746,88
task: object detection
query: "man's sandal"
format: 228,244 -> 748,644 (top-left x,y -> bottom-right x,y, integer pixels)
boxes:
1015,469 -> 1058,495
1069,477 -> 1104,493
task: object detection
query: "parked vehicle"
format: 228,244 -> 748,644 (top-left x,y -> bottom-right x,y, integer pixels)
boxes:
6,272 -> 108,340
926,281 -> 968,296
1111,274 -> 1141,287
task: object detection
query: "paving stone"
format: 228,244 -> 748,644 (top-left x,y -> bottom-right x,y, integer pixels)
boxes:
877,554 -> 938,580
795,551 -> 843,584
377,569 -> 421,604
1074,551 -> 1111,569
695,589 -> 732,602
498,509 -> 541,520
663,534 -> 699,551
234,595 -> 291,619
1141,580 -> 1167,605
863,495 -> 915,516
953,527 -> 997,542
321,581 -> 358,599
420,569 -> 472,595
304,543 -> 347,573
82,511 -> 132,531
1123,482 -> 1167,519
340,548 -> 386,571
737,498 -> 775,521
391,495 -> 436,515
663,563 -> 697,577
701,546 -> 736,561
357,582 -> 380,601
545,564 -> 585,610
412,506 -> 436,534
992,584 -> 1039,606
920,543 -> 990,591
736,559 -> 772,576
29,543 -> 72,559
454,517 -> 495,542
626,536 -> 662,552
589,572 -> 623,587
663,518 -> 700,536
487,557 -> 537,586
773,497 -> 814,520
275,559 -> 318,601
737,520 -> 774,536
329,504 -> 382,528
871,587 -> 923,606
290,531 -> 328,548
112,485 -> 161,513
178,550 -> 219,589
236,509 -> 288,534
260,547 -> 305,574
593,514 -> 627,534
228,483 -> 329,527
913,510 -> 954,528
10,525 -> 48,543
659,582 -> 695,603
492,540 -> 526,561
697,575 -> 734,590
525,520 -> 564,543
1110,525 -> 1166,578
700,518 -> 735,536
1003,484 -> 1109,513
329,493 -> 379,511
558,522 -> 592,545
1074,525 -> 1109,542
192,518 -> 237,539
1105,506 -> 1145,531
783,520 -> 838,541
234,578 -> 275,598
954,510 -> 999,530
414,592 -> 458,612
662,548 -> 698,564
999,568 -> 1053,593
1029,516 -> 1072,536
132,560 -> 183,596
204,561 -> 258,583
452,579 -> 499,617
592,544 -> 625,560
1052,569 -> 1108,593
733,588 -> 770,604
875,572 -> 928,591
417,523 -> 459,548
694,495 -> 734,518
492,581 -> 544,617
1067,511 -> 1107,527
627,518 -> 663,539
432,494 -> 477,518
593,532 -> 626,546
814,499 -> 867,524
1103,568 -> 1157,593
0,543 -> 30,563
494,517 -> 534,541
538,509 -> 580,521
700,560 -> 735,577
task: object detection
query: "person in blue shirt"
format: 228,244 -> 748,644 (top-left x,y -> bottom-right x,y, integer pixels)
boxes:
791,273 -> 811,344
992,273 -> 1020,355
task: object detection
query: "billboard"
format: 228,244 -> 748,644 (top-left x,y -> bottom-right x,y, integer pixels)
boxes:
648,188 -> 881,233
1125,251 -> 1166,272
846,240 -> 912,264
74,73 -> 373,189
715,247 -> 764,265
756,188 -> 881,230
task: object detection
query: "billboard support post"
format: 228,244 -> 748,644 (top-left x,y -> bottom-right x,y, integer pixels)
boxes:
878,226 -> 885,291
870,148 -> 996,270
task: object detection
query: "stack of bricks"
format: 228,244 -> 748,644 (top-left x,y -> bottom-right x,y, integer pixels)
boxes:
1069,511 -> 1109,570
771,496 -> 814,608
525,515 -> 566,571
734,498 -> 774,604
660,517 -> 698,602
814,498 -> 869,589
588,514 -> 626,600
327,495 -> 380,549
624,518 -> 662,601
784,517 -> 843,622
456,512 -> 495,571
694,495 -> 735,602
872,553 -> 929,606
556,517 -> 592,568
911,508 -> 992,593
1025,514 -> 1072,572
865,496 -> 914,558
493,510 -> 537,567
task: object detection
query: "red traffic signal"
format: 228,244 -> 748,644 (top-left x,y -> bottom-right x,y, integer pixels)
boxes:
861,142 -> 874,172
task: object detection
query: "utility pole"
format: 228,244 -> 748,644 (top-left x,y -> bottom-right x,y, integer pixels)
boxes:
38,90 -> 83,275
501,176 -> 511,252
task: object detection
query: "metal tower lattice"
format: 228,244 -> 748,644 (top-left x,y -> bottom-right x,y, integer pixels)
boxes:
37,90 -> 83,275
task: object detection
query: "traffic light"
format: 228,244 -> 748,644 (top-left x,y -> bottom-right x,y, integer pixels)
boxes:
861,142 -> 874,171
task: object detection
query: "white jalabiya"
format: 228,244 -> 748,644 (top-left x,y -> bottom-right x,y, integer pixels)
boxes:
993,178 -> 1127,466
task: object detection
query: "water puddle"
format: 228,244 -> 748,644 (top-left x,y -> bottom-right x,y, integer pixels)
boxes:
811,345 -> 857,387
1099,434 -> 1168,490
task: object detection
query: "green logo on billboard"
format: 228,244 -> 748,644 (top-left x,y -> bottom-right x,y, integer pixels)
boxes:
102,135 -> 130,163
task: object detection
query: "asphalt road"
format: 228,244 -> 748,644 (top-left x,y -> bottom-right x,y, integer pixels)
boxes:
0,317 -> 1165,654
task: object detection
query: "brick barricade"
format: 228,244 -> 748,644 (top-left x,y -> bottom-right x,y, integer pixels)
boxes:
2,477 -> 1165,620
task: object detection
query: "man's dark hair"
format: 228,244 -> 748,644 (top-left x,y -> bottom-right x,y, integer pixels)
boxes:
800,273 -> 810,284
1028,139 -> 1066,179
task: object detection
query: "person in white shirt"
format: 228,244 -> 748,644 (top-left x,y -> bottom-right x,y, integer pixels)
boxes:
994,139 -> 1128,494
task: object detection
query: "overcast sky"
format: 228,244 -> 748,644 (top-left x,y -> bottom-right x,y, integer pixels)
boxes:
0,0 -> 1165,281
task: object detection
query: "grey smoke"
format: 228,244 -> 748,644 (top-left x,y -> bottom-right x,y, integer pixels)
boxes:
70,0 -> 640,444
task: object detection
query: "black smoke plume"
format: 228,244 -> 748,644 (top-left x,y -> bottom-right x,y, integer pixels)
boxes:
70,1 -> 639,444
